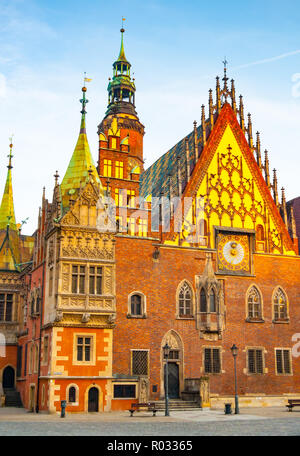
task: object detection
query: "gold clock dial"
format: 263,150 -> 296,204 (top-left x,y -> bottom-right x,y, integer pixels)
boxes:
217,233 -> 250,273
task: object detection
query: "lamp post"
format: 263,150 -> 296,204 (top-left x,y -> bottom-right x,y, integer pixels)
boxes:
163,343 -> 171,417
231,344 -> 239,414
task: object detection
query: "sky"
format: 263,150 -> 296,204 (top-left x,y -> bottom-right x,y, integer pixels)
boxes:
0,0 -> 300,234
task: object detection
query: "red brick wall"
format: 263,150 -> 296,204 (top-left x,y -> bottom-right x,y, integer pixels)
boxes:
113,236 -> 300,399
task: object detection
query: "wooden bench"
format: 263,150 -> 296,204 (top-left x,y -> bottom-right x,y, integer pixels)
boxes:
128,402 -> 157,417
286,399 -> 300,412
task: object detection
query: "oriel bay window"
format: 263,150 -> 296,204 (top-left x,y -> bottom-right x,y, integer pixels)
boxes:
0,293 -> 14,322
71,265 -> 104,295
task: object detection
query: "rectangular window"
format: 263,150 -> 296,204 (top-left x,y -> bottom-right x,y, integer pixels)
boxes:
103,159 -> 112,177
138,219 -> 148,237
204,348 -> 221,374
77,336 -> 91,362
113,385 -> 136,398
0,293 -> 14,322
276,349 -> 292,374
43,336 -> 49,364
72,265 -> 86,294
115,161 -> 124,179
132,350 -> 148,376
89,267 -> 103,295
127,218 -> 136,236
127,190 -> 135,208
248,349 -> 264,374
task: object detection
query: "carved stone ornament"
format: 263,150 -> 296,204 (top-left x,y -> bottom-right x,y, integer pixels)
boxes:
55,311 -> 63,322
81,313 -> 91,323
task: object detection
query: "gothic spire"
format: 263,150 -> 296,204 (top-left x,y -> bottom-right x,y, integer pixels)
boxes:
60,84 -> 101,209
106,27 -> 137,117
0,139 -> 17,230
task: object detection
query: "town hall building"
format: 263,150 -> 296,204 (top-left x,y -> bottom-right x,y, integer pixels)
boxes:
0,27 -> 300,413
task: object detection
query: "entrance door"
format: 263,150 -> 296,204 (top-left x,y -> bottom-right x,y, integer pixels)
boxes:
88,387 -> 99,412
2,366 -> 15,389
164,363 -> 179,399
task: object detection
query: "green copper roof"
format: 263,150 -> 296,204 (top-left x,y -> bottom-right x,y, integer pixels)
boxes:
60,87 -> 101,209
0,144 -> 17,231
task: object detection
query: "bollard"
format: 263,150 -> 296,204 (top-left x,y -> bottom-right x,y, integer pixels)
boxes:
61,400 -> 67,418
224,403 -> 232,415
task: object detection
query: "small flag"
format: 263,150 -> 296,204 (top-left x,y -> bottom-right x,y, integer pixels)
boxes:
84,77 -> 92,83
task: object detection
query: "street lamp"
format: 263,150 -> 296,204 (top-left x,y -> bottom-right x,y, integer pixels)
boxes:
163,343 -> 171,416
231,344 -> 240,414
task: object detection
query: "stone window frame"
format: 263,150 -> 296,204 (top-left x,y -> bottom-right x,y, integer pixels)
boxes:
176,280 -> 195,319
66,383 -> 79,406
202,346 -> 222,375
127,291 -> 147,319
34,343 -> 39,374
274,347 -> 293,376
245,346 -> 267,376
245,284 -> 264,323
72,333 -> 96,366
41,384 -> 46,407
272,287 -> 289,323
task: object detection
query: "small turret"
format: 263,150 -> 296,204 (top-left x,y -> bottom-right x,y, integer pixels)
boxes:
201,105 -> 206,147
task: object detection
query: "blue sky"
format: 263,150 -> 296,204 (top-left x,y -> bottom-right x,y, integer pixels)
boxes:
0,0 -> 300,233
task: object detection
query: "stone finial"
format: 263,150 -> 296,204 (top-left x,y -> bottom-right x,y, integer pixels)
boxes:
201,105 -> 206,146
256,132 -> 262,169
247,113 -> 253,149
185,137 -> 191,182
231,79 -> 237,113
264,150 -> 271,188
239,95 -> 245,132
273,169 -> 279,206
209,89 -> 214,129
216,77 -> 221,113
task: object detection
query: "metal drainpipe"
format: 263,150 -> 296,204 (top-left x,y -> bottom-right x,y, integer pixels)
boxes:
35,259 -> 45,413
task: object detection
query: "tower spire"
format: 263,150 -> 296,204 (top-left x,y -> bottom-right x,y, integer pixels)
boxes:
0,139 -> 17,230
105,26 -> 137,117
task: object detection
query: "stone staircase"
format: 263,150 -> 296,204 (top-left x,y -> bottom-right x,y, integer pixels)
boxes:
4,388 -> 23,407
154,399 -> 201,411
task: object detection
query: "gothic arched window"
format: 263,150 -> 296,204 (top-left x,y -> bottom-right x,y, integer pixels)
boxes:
247,286 -> 262,320
200,289 -> 207,313
273,288 -> 288,321
179,282 -> 192,317
131,294 -> 142,316
210,289 -> 216,313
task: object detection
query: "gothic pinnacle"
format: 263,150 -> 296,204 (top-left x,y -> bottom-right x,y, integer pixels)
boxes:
185,138 -> 191,182
273,169 -> 279,206
239,95 -> 245,132
231,79 -> 237,113
201,105 -> 206,146
256,132 -> 262,169
216,77 -> 221,113
264,150 -> 271,188
247,113 -> 253,150
209,89 -> 214,129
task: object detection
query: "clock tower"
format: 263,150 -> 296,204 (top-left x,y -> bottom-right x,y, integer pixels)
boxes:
97,27 -> 145,206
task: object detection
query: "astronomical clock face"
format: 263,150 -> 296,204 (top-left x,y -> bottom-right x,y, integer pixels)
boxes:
217,232 -> 251,275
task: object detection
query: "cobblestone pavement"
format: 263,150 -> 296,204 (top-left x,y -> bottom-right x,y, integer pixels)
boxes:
0,407 -> 299,436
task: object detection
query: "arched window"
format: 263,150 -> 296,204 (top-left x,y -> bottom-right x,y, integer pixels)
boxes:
131,294 -> 142,316
209,289 -> 216,313
200,289 -> 207,313
69,386 -> 76,403
179,282 -> 192,316
273,288 -> 288,321
247,286 -> 262,319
